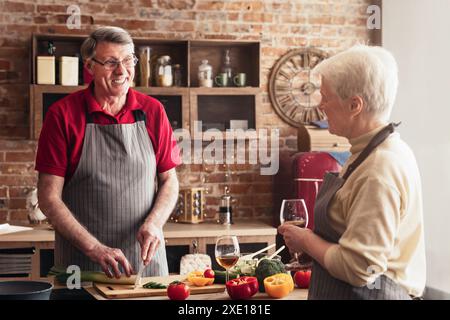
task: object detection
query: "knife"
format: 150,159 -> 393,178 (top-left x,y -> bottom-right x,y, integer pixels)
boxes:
134,261 -> 145,289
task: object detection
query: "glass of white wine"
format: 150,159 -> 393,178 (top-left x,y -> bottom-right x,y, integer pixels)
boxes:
280,199 -> 312,269
215,235 -> 240,283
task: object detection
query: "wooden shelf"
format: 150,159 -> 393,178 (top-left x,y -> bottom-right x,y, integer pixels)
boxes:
29,84 -> 190,139
189,87 -> 260,95
189,40 -> 260,88
30,84 -> 262,139
30,34 -> 262,140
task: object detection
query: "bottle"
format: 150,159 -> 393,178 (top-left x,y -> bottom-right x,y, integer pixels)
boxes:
220,49 -> 233,87
155,55 -> 173,87
219,194 -> 233,225
198,59 -> 213,88
47,41 -> 56,56
173,64 -> 182,87
138,47 -> 151,87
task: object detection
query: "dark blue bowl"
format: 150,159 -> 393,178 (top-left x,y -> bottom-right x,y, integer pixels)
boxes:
0,281 -> 53,300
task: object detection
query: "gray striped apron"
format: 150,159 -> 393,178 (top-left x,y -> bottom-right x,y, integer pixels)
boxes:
55,109 -> 168,277
308,123 -> 411,300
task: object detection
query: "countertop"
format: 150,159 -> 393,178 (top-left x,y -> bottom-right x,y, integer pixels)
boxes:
83,286 -> 308,301
0,220 -> 277,244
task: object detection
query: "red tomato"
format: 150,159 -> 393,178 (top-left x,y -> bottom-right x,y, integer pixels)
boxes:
294,270 -> 311,289
167,281 -> 190,300
203,269 -> 215,279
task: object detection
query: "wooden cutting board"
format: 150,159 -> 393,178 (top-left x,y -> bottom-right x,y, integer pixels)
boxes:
93,274 -> 225,299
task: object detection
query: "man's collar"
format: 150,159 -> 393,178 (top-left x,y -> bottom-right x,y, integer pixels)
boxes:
84,82 -> 139,115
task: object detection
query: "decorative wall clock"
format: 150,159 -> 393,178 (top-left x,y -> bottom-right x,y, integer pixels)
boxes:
269,48 -> 328,127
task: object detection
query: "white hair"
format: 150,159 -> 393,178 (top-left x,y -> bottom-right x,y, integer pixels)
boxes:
81,26 -> 134,61
314,45 -> 398,122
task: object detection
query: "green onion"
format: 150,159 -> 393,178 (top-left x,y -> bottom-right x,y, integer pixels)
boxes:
48,266 -> 136,285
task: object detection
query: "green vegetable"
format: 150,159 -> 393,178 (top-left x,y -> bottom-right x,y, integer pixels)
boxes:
255,259 -> 286,292
213,270 -> 239,284
143,281 -> 167,289
230,258 -> 257,276
48,266 -> 136,285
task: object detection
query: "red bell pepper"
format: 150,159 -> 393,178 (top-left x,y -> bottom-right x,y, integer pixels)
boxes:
225,276 -> 259,300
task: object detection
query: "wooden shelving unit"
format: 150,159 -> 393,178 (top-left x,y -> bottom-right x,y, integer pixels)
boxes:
29,34 -> 261,140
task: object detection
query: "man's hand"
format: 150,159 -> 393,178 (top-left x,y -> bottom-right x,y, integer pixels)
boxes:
137,222 -> 162,266
85,243 -> 133,278
278,224 -> 312,254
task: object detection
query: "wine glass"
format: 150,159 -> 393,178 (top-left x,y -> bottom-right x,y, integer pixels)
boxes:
215,235 -> 240,283
279,199 -> 311,269
280,199 -> 309,227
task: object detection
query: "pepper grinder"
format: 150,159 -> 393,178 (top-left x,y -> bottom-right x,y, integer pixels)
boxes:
218,187 -> 233,225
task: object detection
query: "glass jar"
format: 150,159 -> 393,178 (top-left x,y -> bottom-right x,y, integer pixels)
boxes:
220,49 -> 233,86
173,64 -> 182,87
219,194 -> 233,225
198,59 -> 213,88
138,46 -> 151,87
155,55 -> 173,87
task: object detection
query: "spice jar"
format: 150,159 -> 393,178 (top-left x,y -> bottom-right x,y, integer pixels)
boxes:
219,194 -> 233,225
173,64 -> 182,87
155,55 -> 173,87
198,59 -> 213,88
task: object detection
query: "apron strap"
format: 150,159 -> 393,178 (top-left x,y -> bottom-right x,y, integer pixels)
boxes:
132,109 -> 146,124
85,110 -> 94,124
342,122 -> 401,180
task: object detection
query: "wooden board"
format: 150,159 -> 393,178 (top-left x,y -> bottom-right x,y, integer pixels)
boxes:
93,274 -> 225,299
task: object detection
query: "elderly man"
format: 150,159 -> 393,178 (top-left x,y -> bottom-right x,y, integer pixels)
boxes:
279,45 -> 426,299
36,26 -> 180,278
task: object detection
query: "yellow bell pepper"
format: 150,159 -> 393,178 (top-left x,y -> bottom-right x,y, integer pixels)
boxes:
187,270 -> 214,287
263,273 -> 294,298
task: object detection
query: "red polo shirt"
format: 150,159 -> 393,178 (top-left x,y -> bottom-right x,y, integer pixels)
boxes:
35,84 -> 180,181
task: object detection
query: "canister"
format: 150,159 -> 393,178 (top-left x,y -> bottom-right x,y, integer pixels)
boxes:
59,56 -> 79,86
37,56 -> 55,85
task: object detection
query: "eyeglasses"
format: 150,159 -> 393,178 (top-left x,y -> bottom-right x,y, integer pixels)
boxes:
91,54 -> 138,70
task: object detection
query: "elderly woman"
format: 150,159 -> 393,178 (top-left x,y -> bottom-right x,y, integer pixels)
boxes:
36,26 -> 180,279
279,45 -> 426,299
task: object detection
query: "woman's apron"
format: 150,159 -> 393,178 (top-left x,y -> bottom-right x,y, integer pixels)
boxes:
55,109 -> 169,277
308,123 -> 411,300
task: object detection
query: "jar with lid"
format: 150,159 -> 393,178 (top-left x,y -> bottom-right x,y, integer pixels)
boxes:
220,49 -> 233,86
198,59 -> 213,88
155,55 -> 173,87
172,64 -> 182,87
219,194 -> 233,225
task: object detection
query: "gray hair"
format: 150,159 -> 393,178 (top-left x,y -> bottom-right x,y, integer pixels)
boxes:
80,26 -> 134,61
314,45 -> 399,122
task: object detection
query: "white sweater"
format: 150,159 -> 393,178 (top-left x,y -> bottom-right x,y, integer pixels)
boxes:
323,126 -> 426,297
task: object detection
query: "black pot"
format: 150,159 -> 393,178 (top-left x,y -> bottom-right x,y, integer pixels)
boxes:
0,281 -> 53,300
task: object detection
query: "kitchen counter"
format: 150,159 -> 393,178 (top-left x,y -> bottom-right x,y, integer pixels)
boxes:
0,220 -> 276,243
0,221 -> 277,280
83,285 -> 308,300
163,220 -> 277,238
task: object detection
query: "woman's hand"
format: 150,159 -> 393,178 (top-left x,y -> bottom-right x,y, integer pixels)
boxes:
137,222 -> 162,266
278,224 -> 312,254
85,243 -> 133,278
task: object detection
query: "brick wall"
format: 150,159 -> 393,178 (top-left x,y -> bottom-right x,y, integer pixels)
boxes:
0,0 -> 380,224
